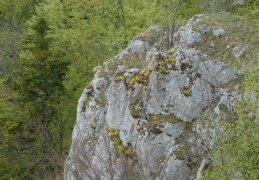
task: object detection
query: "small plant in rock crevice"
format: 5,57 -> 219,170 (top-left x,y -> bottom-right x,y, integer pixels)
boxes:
114,74 -> 125,82
180,86 -> 192,97
129,69 -> 151,86
108,128 -> 137,160
158,56 -> 177,74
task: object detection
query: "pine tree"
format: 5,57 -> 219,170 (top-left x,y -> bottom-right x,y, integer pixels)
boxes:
17,3 -> 69,176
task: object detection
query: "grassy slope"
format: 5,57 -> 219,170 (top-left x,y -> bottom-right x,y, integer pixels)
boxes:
193,12 -> 259,72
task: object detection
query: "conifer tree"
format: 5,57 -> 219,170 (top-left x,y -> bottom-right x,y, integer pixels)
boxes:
17,3 -> 69,176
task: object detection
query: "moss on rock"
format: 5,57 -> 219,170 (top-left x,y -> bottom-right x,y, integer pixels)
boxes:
129,69 -> 151,86
108,128 -> 137,159
180,86 -> 192,97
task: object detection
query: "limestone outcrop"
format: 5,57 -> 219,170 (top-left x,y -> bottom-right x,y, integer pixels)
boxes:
64,14 -> 245,180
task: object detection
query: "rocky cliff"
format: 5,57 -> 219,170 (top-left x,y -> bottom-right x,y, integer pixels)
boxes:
64,13 -> 258,180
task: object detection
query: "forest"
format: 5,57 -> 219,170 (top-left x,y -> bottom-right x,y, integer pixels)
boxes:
0,0 -> 258,179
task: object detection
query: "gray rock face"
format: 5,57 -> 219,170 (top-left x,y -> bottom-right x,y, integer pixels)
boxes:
213,28 -> 225,38
64,15 -> 242,180
232,44 -> 247,58
176,15 -> 204,47
233,0 -> 244,5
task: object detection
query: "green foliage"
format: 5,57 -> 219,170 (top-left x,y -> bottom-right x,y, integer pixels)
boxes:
244,70 -> 259,93
0,80 -> 22,177
9,0 -> 70,178
0,0 -> 258,178
204,70 -> 259,179
231,0 -> 259,19
0,0 -> 42,23
0,25 -> 21,78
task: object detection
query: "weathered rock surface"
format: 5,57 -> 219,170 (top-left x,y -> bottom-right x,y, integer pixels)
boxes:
64,14 -> 244,180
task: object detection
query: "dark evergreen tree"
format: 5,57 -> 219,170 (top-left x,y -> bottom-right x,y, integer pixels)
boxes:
17,9 -> 69,177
